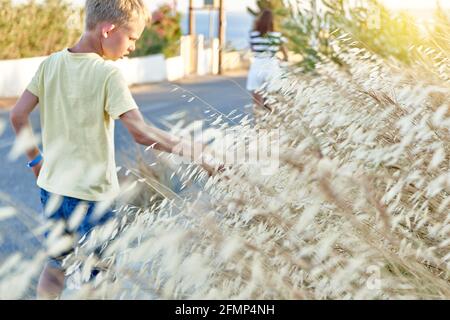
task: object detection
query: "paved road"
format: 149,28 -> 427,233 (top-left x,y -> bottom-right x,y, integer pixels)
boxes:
0,73 -> 251,262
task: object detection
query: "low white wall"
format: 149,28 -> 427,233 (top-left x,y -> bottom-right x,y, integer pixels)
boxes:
166,56 -> 184,81
0,35 -> 247,98
0,53 -> 183,98
113,54 -> 167,85
197,35 -> 207,76
0,56 -> 47,98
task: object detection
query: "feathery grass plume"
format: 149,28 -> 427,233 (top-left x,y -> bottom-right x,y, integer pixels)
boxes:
56,36 -> 448,299
7,126 -> 41,161
2,2 -> 450,300
0,251 -> 46,299
0,207 -> 17,221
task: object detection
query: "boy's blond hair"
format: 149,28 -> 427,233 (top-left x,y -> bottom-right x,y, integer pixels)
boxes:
85,0 -> 149,30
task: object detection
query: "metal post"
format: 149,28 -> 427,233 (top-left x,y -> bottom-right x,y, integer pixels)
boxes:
188,0 -> 195,35
218,0 -> 225,74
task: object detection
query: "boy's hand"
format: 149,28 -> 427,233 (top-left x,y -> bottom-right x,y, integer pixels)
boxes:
201,161 -> 225,177
199,146 -> 225,177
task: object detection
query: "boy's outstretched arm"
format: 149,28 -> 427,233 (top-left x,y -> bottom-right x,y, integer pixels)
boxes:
120,108 -> 220,175
9,90 -> 42,178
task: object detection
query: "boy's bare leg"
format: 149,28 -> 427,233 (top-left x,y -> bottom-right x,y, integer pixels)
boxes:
37,263 -> 65,300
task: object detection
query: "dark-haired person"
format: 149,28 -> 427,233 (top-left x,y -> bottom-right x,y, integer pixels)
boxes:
246,9 -> 288,117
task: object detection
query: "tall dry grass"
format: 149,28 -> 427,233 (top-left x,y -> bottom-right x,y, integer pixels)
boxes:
3,38 -> 446,300
1,14 -> 449,301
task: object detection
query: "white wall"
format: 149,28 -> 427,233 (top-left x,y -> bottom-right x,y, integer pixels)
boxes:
0,53 -> 181,98
0,56 -> 47,98
166,56 -> 185,81
0,35 -> 248,98
114,54 -> 167,85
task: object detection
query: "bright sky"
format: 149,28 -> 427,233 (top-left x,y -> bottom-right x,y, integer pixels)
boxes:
149,0 -> 257,12
15,0 -> 450,12
161,0 -> 450,12
380,0 -> 450,10
49,0 -> 257,12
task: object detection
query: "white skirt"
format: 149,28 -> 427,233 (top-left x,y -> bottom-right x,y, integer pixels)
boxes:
246,56 -> 281,91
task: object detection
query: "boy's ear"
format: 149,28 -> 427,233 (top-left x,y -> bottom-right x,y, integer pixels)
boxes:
101,23 -> 116,38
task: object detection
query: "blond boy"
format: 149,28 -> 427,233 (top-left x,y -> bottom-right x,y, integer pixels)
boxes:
10,0 -> 216,299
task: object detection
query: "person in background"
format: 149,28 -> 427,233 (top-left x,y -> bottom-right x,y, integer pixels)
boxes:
246,9 -> 288,117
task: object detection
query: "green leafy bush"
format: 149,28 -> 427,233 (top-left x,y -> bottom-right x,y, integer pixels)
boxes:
0,0 -> 83,60
280,0 -> 449,72
0,1 -> 182,60
132,4 -> 182,58
428,4 -> 450,53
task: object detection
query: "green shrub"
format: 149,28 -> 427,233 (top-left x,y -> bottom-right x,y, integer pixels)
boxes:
282,0 -> 449,72
0,0 -> 83,60
428,4 -> 450,53
132,4 -> 182,58
0,1 -> 182,60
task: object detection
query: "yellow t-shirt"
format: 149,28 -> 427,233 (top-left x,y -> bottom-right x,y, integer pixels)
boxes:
27,48 -> 138,201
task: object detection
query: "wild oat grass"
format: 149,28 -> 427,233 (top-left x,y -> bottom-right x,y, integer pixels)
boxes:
1,8 -> 449,301
3,37 -> 442,300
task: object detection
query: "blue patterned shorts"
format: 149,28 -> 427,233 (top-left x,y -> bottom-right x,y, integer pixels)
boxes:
39,188 -> 115,269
